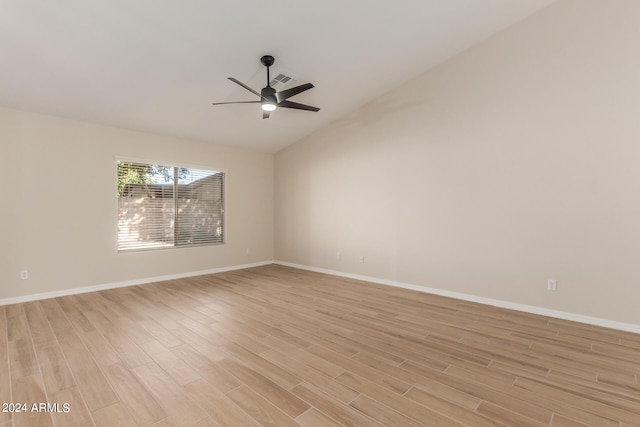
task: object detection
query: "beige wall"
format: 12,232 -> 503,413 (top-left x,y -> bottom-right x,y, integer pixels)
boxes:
275,0 -> 640,325
1,107 -> 274,300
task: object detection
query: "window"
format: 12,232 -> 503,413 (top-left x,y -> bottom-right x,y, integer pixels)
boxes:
117,160 -> 225,252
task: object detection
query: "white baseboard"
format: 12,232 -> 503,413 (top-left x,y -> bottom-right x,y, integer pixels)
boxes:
274,260 -> 640,334
5,259 -> 638,335
0,261 -> 273,307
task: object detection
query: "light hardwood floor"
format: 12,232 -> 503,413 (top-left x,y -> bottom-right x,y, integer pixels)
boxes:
1,264 -> 639,426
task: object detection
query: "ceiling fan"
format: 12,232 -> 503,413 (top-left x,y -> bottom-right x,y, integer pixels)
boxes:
212,55 -> 320,119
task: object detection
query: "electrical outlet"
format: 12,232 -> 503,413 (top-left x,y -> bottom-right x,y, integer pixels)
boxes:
359,256 -> 365,263
20,270 -> 29,280
245,247 -> 251,255
336,251 -> 341,260
547,279 -> 557,291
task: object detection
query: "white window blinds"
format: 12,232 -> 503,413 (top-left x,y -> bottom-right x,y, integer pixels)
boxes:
117,161 -> 224,252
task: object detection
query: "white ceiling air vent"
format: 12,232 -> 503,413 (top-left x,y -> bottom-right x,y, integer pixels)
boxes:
270,73 -> 298,89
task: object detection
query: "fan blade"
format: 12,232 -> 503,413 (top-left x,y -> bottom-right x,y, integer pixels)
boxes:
277,100 -> 320,112
276,83 -> 314,102
228,77 -> 262,98
211,101 -> 261,105
263,110 -> 271,119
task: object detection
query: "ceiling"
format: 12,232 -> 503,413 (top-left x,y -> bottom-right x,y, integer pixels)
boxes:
1,0 -> 556,153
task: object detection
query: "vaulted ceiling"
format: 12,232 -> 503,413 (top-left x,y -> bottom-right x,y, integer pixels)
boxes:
1,0 -> 555,152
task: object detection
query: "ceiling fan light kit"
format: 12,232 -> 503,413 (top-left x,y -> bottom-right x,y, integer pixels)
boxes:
212,55 -> 319,119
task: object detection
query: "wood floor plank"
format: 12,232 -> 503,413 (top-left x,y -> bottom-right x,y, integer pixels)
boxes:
207,320 -> 272,355
307,344 -> 412,395
445,359 -> 518,389
183,379 -> 260,427
138,318 -> 184,348
65,310 -> 97,335
348,329 -> 454,372
296,408 -> 344,427
102,330 -> 153,368
145,417 -> 183,427
348,394 -> 425,427
475,401 -> 549,427
260,348 -> 359,403
6,303 -> 31,342
33,342 -> 76,394
223,341 -> 303,389
9,339 -> 39,379
405,381 -> 481,413
170,344 -> 241,393
334,371 -> 470,427
191,419 -> 222,427
291,381 -> 383,427
102,361 -> 167,425
0,307 -> 11,425
92,402 -> 136,427
226,385 -> 300,427
138,340 -> 202,386
320,330 -> 406,364
551,413 -> 591,426
133,363 -> 207,427
514,376 -> 640,425
80,330 -> 122,367
7,305 -> 41,383
24,302 -> 78,395
23,302 -> 56,347
38,299 -> 74,339
64,358 -> 119,412
284,346 -> 345,378
48,387 -> 92,427
50,327 -> 119,411
54,295 -> 82,314
481,374 -> 621,426
404,386 -> 503,427
400,360 -> 557,425
218,357 -> 311,418
11,375 -> 53,427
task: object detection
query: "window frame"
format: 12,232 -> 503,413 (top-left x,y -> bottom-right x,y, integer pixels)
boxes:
115,156 -> 227,253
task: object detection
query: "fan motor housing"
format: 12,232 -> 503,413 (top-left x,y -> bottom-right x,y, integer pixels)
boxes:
261,86 -> 277,104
